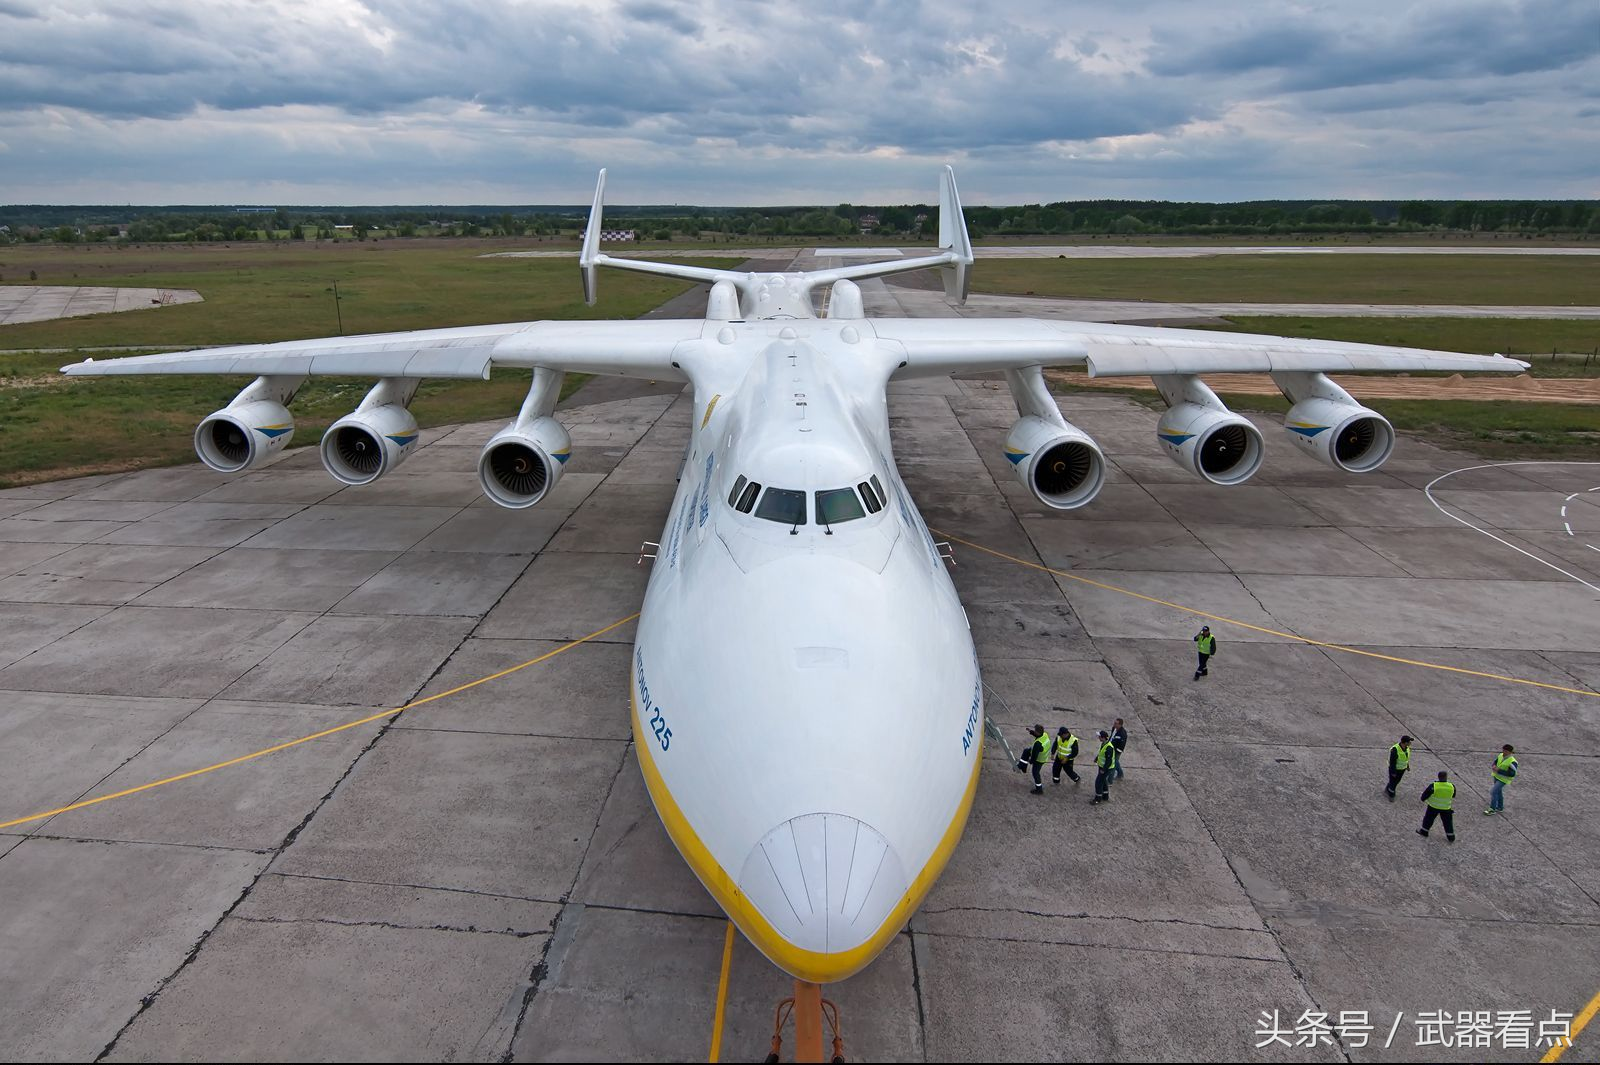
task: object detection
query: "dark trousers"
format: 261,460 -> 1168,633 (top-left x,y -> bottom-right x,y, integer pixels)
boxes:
1094,767 -> 1111,799
1421,806 -> 1455,838
1053,757 -> 1079,782
1023,760 -> 1043,788
1195,652 -> 1210,676
1386,768 -> 1406,797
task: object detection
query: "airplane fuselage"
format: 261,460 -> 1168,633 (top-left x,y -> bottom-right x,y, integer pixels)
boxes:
629,283 -> 983,983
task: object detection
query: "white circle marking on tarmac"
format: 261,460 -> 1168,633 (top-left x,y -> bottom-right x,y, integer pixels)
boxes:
1423,461 -> 1600,593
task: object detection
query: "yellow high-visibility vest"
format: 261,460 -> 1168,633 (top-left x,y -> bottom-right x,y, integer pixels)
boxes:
1097,741 -> 1116,770
1493,754 -> 1517,784
1392,744 -> 1411,771
1056,734 -> 1078,759
1426,781 -> 1455,810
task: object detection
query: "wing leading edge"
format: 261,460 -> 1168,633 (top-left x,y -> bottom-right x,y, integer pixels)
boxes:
60,319 -> 707,382
869,318 -> 1531,379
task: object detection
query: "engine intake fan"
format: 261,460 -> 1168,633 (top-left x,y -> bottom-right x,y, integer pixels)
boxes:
1004,415 -> 1106,510
479,415 -> 571,509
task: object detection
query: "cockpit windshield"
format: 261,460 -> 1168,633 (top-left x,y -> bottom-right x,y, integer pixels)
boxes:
727,471 -> 888,530
814,487 -> 866,525
754,487 -> 807,525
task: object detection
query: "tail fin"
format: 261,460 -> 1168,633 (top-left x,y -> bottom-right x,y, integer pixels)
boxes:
938,165 -> 973,304
789,166 -> 976,300
579,169 -> 606,306
576,167 -> 743,304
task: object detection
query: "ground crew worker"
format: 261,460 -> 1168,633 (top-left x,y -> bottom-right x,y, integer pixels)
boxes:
1052,727 -> 1080,784
1486,744 -> 1517,814
1418,770 -> 1456,843
1385,735 -> 1413,802
1091,730 -> 1117,805
1110,718 -> 1128,782
1014,724 -> 1052,795
1193,626 -> 1217,680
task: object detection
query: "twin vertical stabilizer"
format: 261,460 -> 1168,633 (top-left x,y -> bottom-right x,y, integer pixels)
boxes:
577,166 -> 976,310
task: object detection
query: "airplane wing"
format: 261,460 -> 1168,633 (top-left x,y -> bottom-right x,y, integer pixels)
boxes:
60,319 -> 706,381
869,318 -> 1531,379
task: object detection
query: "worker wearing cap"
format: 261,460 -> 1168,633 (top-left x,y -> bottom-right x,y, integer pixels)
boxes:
1486,744 -> 1518,814
1091,730 -> 1117,806
1193,626 -> 1217,681
1418,770 -> 1456,843
1385,736 -> 1413,803
1052,726 -> 1080,785
1015,725 -> 1052,796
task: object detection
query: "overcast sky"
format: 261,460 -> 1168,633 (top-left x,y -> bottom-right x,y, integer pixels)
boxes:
1,0 -> 1596,205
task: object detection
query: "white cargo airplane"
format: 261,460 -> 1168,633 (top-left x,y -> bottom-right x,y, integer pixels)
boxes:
61,169 -> 1527,985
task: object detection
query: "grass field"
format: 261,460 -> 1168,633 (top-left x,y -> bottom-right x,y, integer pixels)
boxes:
0,243 -> 738,485
971,254 -> 1600,305
0,242 -> 740,349
3,240 -> 1597,484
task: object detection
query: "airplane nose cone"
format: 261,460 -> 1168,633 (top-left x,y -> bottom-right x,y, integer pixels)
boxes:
737,812 -> 910,973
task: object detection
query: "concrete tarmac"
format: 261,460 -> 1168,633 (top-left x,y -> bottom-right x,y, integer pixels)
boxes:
2,297 -> 1599,1061
0,285 -> 203,325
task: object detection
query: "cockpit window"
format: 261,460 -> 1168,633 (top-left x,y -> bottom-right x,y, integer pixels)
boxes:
734,480 -> 762,513
858,480 -> 883,513
754,487 -> 806,525
870,474 -> 885,503
727,474 -> 748,508
815,488 -> 866,525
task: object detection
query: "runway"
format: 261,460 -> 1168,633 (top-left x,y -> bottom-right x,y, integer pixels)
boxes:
2,282 -> 1599,1060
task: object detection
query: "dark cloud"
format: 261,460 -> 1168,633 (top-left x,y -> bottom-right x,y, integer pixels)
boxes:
0,0 -> 1595,202
618,0 -> 701,36
1149,0 -> 1600,91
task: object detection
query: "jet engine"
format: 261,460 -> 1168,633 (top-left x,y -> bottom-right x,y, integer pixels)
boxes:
320,378 -> 420,486
478,366 -> 571,509
1275,372 -> 1394,473
193,375 -> 302,473
1153,375 -> 1265,485
1004,415 -> 1106,510
479,416 -> 571,508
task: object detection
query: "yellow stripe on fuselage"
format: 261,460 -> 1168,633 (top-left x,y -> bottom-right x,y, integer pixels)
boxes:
630,689 -> 982,983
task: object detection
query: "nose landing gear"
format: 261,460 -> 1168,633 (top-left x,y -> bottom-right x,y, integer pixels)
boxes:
765,981 -> 844,1063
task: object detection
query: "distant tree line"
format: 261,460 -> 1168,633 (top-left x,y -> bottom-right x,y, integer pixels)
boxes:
2,198 -> 1596,245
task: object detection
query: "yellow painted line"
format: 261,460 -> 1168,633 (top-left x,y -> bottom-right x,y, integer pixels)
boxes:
708,921 -> 734,1063
0,613 -> 640,832
937,532 -> 1600,701
1541,986 -> 1600,1062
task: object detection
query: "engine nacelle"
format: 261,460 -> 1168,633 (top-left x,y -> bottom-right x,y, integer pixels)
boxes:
479,416 -> 572,509
320,379 -> 421,486
1004,415 -> 1106,510
1156,403 -> 1265,485
1284,398 -> 1395,473
193,375 -> 302,473
196,401 -> 295,473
